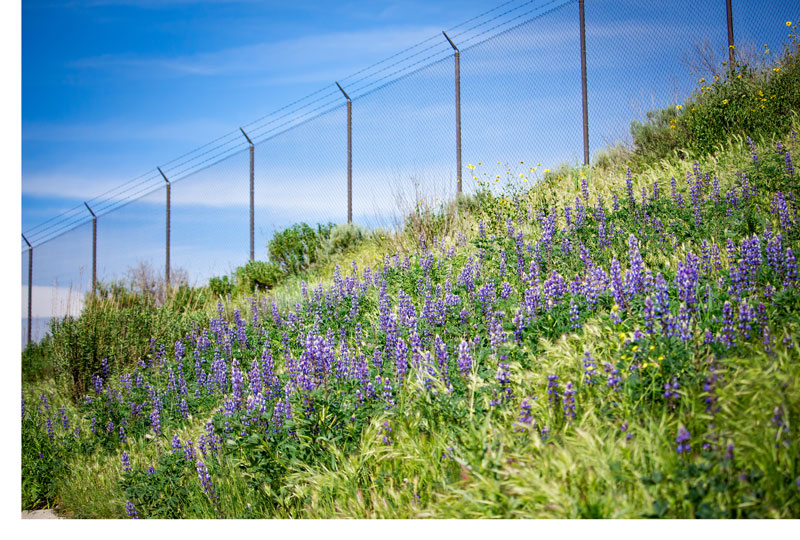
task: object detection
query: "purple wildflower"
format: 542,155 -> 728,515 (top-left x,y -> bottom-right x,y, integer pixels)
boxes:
676,426 -> 691,453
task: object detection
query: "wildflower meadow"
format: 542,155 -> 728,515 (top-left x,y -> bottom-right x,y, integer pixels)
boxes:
20,22 -> 800,519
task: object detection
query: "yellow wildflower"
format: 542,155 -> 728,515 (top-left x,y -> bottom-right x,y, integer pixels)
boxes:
722,99 -> 728,104
788,21 -> 793,27
676,105 -> 682,110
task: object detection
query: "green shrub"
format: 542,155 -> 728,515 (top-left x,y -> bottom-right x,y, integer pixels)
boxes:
234,260 -> 284,292
630,106 -> 683,164
267,222 -> 334,275
326,223 -> 365,255
208,275 -> 233,297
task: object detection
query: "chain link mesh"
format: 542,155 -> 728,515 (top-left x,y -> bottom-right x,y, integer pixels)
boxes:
21,0 -> 798,345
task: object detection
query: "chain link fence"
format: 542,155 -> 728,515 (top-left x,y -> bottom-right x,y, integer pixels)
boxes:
21,0 -> 798,345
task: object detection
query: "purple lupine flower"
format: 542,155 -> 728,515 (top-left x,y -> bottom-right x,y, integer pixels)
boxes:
381,421 -> 392,445
147,466 -> 156,476
569,299 -> 581,330
457,340 -> 472,376
434,335 -> 449,382
720,301 -> 736,348
562,382 -> 576,420
196,460 -> 220,507
583,351 -> 596,385
671,176 -> 682,208
395,337 -> 408,382
762,326 -> 775,357
663,377 -> 680,409
581,176 -> 589,202
604,362 -> 621,391
676,426 -> 691,453
149,406 -> 161,437
785,248 -> 797,287
119,425 -> 127,444
737,300 -> 755,340
171,434 -> 182,454
381,377 -> 395,409
488,311 -> 506,349
575,198 -> 586,229
493,360 -> 513,404
516,397 -> 534,431
46,415 -> 54,442
652,179 -> 659,201
547,374 -> 560,409
786,151 -> 794,179
126,501 -> 139,519
59,406 -> 69,431
184,439 -> 196,462
625,168 -> 635,208
771,192 -> 793,231
121,451 -> 132,472
500,281 -> 513,300
625,234 -> 644,297
747,136 -> 759,168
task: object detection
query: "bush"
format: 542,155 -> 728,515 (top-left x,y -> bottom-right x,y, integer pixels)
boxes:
326,223 -> 365,255
235,260 -> 284,292
268,222 -> 334,275
630,106 -> 683,164
208,275 -> 233,297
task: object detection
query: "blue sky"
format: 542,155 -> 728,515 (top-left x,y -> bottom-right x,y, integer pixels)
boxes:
18,0 -> 799,341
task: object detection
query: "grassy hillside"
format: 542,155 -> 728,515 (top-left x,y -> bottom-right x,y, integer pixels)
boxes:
21,24 -> 800,519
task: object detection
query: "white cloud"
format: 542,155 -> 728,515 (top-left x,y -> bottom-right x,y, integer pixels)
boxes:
70,25 -> 445,81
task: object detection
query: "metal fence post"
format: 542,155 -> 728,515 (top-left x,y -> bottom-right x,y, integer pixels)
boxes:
240,128 -> 255,261
579,0 -> 589,166
22,234 -> 32,346
158,167 -> 171,289
336,82 -> 353,223
84,202 -> 97,297
443,32 -> 462,194
726,0 -> 735,67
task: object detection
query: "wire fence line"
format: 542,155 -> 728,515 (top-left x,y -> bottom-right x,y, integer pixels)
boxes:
21,0 -> 796,344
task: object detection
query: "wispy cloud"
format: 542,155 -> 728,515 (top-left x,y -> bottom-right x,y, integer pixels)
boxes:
69,25 -> 445,81
22,117 -> 234,143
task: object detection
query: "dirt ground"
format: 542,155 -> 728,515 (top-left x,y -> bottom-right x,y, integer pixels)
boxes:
21,509 -> 62,519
